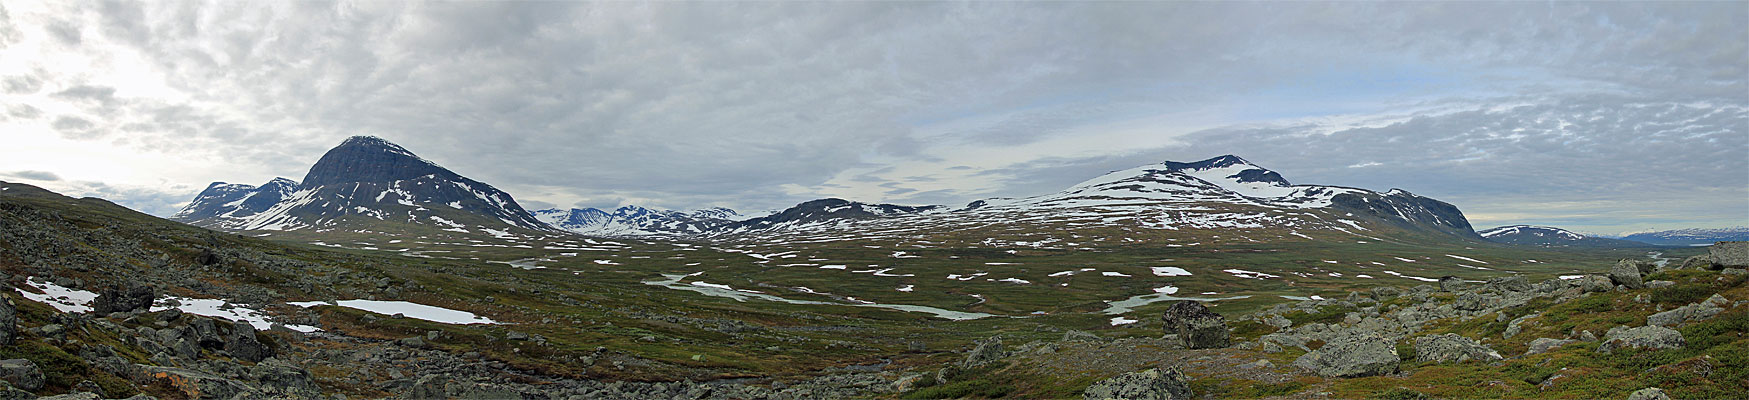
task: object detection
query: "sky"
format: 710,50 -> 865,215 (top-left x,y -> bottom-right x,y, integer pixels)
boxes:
0,1 -> 1744,235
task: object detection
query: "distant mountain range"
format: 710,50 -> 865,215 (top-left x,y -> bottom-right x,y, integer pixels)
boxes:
1478,225 -> 1656,248
173,136 -> 551,235
1614,227 -> 1749,246
172,138 -> 1484,244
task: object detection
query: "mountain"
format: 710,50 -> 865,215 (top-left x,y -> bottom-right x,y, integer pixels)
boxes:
534,205 -> 743,237
172,136 -> 551,235
712,155 -> 1481,243
1479,225 -> 1656,248
1619,227 -> 1749,246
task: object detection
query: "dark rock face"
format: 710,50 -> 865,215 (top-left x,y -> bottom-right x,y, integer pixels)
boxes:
0,295 -> 16,346
724,198 -> 940,232
92,285 -> 156,314
1160,301 -> 1230,349
0,359 -> 43,391
300,136 -> 454,187
1082,367 -> 1193,400
1329,189 -> 1480,240
225,323 -> 275,363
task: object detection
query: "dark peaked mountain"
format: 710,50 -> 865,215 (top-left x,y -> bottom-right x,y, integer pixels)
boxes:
1479,225 -> 1654,247
173,136 -> 550,234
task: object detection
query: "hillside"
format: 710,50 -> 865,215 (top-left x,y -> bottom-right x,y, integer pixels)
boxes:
1482,225 -> 1659,248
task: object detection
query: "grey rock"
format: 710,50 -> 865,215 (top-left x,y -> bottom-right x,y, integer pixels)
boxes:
403,375 -> 450,399
1082,367 -> 1193,400
1648,294 -> 1728,327
0,381 -> 31,400
1710,241 -> 1749,268
1454,293 -> 1488,311
1483,276 -> 1532,293
224,323 -> 273,363
138,366 -> 261,399
1061,330 -> 1102,342
1725,268 -> 1747,276
1263,315 -> 1291,329
0,359 -> 43,391
1645,280 -> 1675,289
1626,387 -> 1671,400
398,336 -> 428,349
253,358 -> 319,398
1291,334 -> 1399,378
37,393 -> 100,400
1526,338 -> 1576,355
1579,275 -> 1614,293
1438,276 -> 1466,292
1611,259 -> 1645,290
1413,334 -> 1502,363
1598,325 -> 1685,353
91,285 -> 155,314
0,295 -> 15,346
962,337 -> 1007,367
505,331 -> 530,341
1504,314 -> 1537,339
73,380 -> 104,397
1160,301 -> 1230,349
1680,255 -> 1712,270
1371,286 -> 1403,299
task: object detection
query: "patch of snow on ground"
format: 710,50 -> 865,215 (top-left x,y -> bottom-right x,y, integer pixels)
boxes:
820,264 -> 847,269
1445,254 -> 1489,264
18,278 -> 97,313
290,300 -> 499,324
593,260 -> 620,265
1558,275 -> 1584,280
1381,270 -> 1439,282
1392,257 -> 1418,263
1102,272 -> 1131,277
1223,269 -> 1280,279
897,285 -> 915,292
999,278 -> 1031,284
1150,267 -> 1192,277
1110,316 -> 1138,326
155,298 -> 320,332
1152,286 -> 1179,294
1356,274 -> 1374,278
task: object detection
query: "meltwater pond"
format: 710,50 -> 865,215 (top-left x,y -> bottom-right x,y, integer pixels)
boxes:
643,273 -> 996,321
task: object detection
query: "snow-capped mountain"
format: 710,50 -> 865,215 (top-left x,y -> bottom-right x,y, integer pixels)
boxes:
534,206 -> 743,237
712,155 -> 1481,243
1479,225 -> 1653,247
173,136 -> 551,234
1619,227 -> 1749,246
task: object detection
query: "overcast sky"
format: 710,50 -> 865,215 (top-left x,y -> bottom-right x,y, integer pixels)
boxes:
1,1 -> 1744,235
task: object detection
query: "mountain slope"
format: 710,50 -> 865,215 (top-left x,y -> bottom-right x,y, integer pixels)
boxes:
1480,225 -> 1656,247
712,155 -> 1483,245
173,136 -> 551,235
1620,227 -> 1749,246
534,206 -> 743,237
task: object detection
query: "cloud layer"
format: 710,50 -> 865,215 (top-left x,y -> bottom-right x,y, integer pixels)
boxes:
0,1 -> 1742,232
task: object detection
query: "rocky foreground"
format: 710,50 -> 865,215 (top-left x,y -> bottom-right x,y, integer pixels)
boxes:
0,234 -> 1743,399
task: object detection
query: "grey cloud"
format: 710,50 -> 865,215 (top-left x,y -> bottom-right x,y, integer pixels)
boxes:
45,20 -> 80,45
53,85 -> 116,102
7,104 -> 39,119
3,75 -> 42,94
2,170 -> 62,181
51,116 -> 99,138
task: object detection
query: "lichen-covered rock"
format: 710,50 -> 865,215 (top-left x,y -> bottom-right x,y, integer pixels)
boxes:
1082,367 -> 1193,400
1598,325 -> 1685,353
1414,334 -> 1502,363
140,366 -> 262,399
1679,255 -> 1712,270
1291,335 -> 1399,378
1160,301 -> 1230,349
1647,294 -> 1728,327
253,358 -> 318,398
1626,387 -> 1671,400
0,294 -> 16,346
1438,276 -> 1466,292
1579,275 -> 1614,293
1610,260 -> 1645,289
1525,338 -> 1576,355
1710,241 -> 1749,269
0,359 -> 43,391
961,337 -> 1007,367
1454,293 -> 1488,311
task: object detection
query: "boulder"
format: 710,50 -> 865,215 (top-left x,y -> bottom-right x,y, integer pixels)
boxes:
1579,275 -> 1613,293
1454,293 -> 1488,311
224,323 -> 274,363
1413,334 -> 1502,363
1679,255 -> 1712,270
1371,286 -> 1403,299
1082,367 -> 1193,400
1647,294 -> 1728,327
252,358 -> 318,398
140,366 -> 261,399
1160,301 -> 1230,349
1291,334 -> 1399,378
1710,241 -> 1749,269
1610,260 -> 1645,289
0,294 -> 16,346
404,375 -> 451,399
1482,276 -> 1532,294
37,393 -> 101,400
398,336 -> 429,348
0,359 -> 43,391
1438,276 -> 1466,292
0,381 -> 31,400
961,337 -> 1007,367
1525,338 -> 1576,355
1598,326 -> 1685,353
1626,387 -> 1671,400
91,285 -> 156,314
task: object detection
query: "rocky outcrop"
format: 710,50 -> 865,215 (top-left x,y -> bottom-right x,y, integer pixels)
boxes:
1647,294 -> 1729,327
1160,301 -> 1230,349
1291,334 -> 1399,378
1610,259 -> 1645,289
962,337 -> 1008,367
1598,326 -> 1685,353
1082,367 -> 1193,400
1626,387 -> 1671,400
1579,275 -> 1614,293
1414,334 -> 1502,363
0,360 -> 43,391
91,285 -> 156,314
1679,255 -> 1712,270
140,366 -> 261,399
1438,276 -> 1466,292
0,294 -> 16,346
1713,241 -> 1749,269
